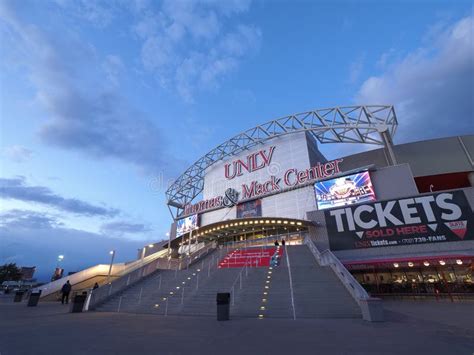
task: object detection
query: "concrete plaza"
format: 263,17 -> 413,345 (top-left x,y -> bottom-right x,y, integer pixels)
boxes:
0,299 -> 473,355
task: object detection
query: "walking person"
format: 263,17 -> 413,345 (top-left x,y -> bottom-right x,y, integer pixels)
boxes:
61,280 -> 72,304
93,282 -> 99,290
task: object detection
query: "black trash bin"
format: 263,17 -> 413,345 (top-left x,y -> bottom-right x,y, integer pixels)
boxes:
27,290 -> 42,307
216,292 -> 230,321
14,291 -> 25,302
71,292 -> 88,313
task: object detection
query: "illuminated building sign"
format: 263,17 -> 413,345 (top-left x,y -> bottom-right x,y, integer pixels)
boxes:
325,191 -> 474,250
183,147 -> 344,216
225,146 -> 276,180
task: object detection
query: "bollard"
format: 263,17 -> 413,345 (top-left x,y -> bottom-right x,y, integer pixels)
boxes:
216,292 -> 230,321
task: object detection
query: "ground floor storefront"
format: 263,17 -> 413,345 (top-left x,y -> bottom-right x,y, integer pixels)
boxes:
346,255 -> 473,299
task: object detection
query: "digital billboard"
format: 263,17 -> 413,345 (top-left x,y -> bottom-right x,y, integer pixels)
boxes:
315,171 -> 376,210
237,199 -> 262,218
176,214 -> 199,237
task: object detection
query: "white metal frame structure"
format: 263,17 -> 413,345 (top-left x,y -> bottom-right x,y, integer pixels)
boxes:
166,105 -> 397,218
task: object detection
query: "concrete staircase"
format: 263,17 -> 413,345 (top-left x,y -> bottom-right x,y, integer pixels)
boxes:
287,245 -> 361,318
94,245 -> 361,319
94,251 -> 221,315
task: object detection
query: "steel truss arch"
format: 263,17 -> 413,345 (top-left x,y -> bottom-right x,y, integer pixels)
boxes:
166,105 -> 397,217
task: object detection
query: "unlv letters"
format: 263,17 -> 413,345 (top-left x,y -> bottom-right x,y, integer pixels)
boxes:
225,146 -> 276,180
325,191 -> 474,250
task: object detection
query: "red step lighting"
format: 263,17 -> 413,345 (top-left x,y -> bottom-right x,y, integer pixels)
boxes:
218,247 -> 283,268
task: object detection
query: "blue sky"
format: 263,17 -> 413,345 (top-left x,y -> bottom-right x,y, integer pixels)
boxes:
1,0 -> 473,280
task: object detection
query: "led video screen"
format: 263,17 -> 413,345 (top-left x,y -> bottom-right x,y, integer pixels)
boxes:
315,171 -> 376,210
176,214 -> 199,237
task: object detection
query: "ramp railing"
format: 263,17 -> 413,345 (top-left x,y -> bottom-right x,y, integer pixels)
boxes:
303,236 -> 384,322
88,242 -> 217,310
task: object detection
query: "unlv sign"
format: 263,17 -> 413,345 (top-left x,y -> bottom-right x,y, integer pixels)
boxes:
325,191 -> 474,251
225,146 -> 276,180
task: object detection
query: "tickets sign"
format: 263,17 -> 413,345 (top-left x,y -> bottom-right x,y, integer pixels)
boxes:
325,190 -> 474,250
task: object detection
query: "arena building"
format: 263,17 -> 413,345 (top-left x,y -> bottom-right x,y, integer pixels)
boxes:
165,105 -> 474,298
35,105 -> 473,321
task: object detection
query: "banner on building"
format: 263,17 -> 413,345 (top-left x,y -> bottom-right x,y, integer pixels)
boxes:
237,199 -> 262,218
176,214 -> 199,237
325,190 -> 474,250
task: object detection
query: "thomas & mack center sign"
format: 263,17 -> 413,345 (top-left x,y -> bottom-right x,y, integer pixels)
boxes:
184,145 -> 344,215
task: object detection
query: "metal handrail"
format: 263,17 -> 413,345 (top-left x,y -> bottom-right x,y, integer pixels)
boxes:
303,236 -> 370,304
229,261 -> 249,306
223,232 -> 303,248
88,243 -> 217,310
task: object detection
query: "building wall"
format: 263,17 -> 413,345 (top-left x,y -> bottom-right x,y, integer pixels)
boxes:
338,135 -> 474,177
201,131 -> 317,226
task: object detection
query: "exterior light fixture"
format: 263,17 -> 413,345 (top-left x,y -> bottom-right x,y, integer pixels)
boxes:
456,259 -> 463,265
408,262 -> 414,267
423,261 -> 430,267
439,260 -> 446,266
393,263 -> 399,268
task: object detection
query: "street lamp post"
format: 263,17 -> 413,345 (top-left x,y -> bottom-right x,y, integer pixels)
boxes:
107,250 -> 116,284
57,254 -> 64,268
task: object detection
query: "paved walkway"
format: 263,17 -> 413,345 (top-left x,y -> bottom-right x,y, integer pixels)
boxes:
0,300 -> 473,355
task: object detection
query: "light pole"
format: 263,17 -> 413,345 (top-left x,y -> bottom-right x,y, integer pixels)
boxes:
107,250 -> 115,284
57,254 -> 64,268
166,232 -> 171,257
187,226 -> 199,255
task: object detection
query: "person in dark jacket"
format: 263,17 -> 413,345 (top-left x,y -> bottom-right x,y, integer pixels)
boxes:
93,282 -> 99,290
281,239 -> 286,246
61,280 -> 72,304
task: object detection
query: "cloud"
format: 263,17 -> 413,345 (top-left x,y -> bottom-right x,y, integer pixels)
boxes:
0,209 -> 62,229
0,209 -> 154,281
54,0 -> 117,28
102,54 -> 124,88
348,54 -> 365,84
133,0 -> 261,102
0,177 -> 119,217
355,15 -> 474,142
101,221 -> 152,236
2,145 -> 33,163
0,0 -> 182,176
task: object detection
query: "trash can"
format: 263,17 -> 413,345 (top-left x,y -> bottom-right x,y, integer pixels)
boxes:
14,291 -> 25,302
216,292 -> 230,321
27,290 -> 42,307
71,292 -> 88,313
